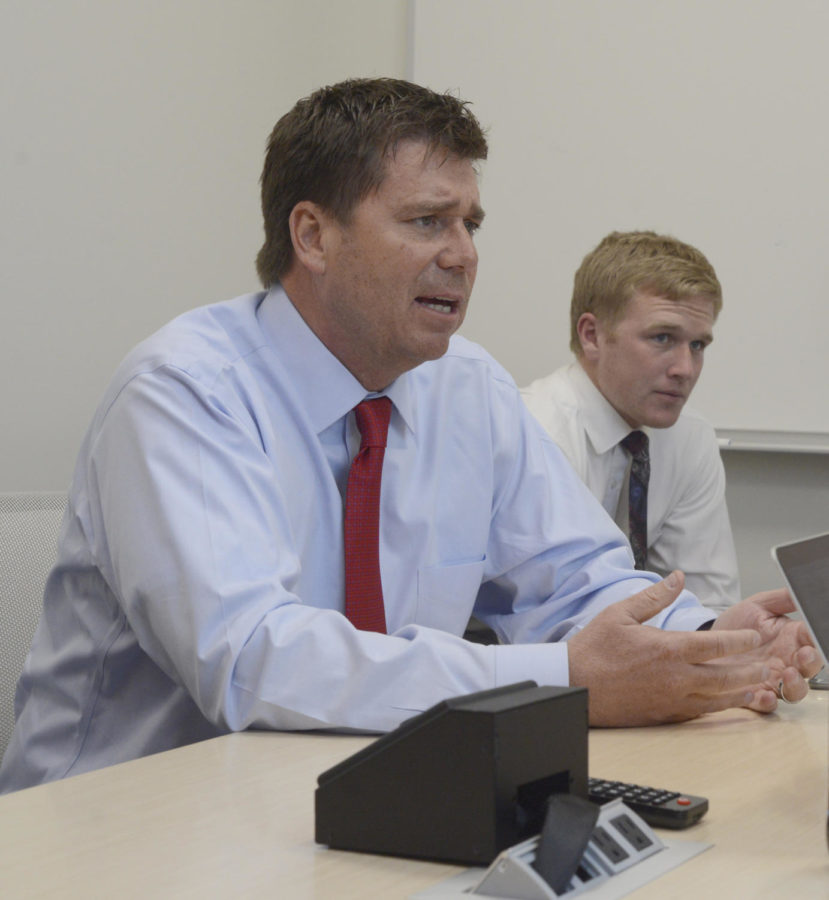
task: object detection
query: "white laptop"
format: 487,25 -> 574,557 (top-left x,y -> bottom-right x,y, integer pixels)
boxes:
772,532 -> 829,681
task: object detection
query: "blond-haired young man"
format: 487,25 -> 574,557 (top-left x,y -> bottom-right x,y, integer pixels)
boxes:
523,231 -> 738,610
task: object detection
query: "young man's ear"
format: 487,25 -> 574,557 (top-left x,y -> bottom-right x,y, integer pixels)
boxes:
288,201 -> 335,275
576,312 -> 602,361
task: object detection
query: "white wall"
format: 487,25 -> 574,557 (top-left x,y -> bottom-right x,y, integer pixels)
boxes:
1,0 -> 408,490
724,451 -> 829,598
411,0 -> 829,442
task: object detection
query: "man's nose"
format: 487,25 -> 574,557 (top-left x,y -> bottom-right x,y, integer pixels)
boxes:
668,345 -> 696,378
437,222 -> 478,271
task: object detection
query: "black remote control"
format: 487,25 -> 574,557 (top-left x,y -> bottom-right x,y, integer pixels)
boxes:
588,777 -> 708,829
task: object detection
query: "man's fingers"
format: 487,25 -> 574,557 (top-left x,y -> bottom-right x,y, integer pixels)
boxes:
620,570 -> 686,624
745,688 -> 778,713
796,644 -> 824,679
698,658 -> 769,693
792,624 -> 822,674
673,686 -> 759,719
671,624 -> 761,664
778,667 -> 810,703
744,588 -> 795,616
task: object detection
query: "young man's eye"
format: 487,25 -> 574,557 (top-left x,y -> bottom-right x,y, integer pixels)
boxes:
651,333 -> 671,345
412,216 -> 437,228
690,340 -> 707,352
464,219 -> 481,236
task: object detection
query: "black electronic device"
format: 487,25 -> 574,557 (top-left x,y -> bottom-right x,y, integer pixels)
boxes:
773,531 -> 829,852
772,532 -> 829,671
315,681 -> 588,865
588,777 -> 708,829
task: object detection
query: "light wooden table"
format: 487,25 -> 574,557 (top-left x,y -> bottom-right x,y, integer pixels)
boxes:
0,693 -> 826,898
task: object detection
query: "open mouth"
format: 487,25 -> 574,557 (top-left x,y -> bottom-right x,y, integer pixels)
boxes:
415,296 -> 459,314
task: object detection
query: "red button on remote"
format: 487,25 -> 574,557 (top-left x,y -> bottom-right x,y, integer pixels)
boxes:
676,797 -> 691,806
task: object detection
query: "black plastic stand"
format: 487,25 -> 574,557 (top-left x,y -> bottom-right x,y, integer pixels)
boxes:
315,681 -> 588,865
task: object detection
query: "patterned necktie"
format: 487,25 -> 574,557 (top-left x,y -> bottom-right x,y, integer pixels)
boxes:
620,430 -> 650,570
343,397 -> 392,633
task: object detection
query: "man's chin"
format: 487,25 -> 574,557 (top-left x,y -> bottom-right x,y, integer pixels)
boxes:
413,334 -> 455,364
642,409 -> 683,429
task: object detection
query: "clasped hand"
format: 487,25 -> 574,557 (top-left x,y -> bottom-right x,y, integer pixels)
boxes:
567,570 -> 821,727
712,588 -> 820,711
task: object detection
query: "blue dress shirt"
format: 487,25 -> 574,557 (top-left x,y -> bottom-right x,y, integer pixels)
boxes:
0,287 -> 712,792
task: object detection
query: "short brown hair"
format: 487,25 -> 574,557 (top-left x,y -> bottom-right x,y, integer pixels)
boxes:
255,77 -> 488,286
570,231 -> 723,354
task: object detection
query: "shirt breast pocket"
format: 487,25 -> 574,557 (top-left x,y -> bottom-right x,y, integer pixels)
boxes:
415,558 -> 486,634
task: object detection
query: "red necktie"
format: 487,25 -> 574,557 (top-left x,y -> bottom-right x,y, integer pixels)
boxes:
344,397 -> 392,633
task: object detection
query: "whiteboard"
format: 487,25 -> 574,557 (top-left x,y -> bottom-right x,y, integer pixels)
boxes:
412,0 -> 829,440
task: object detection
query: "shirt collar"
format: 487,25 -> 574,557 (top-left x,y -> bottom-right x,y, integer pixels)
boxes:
256,285 -> 415,435
569,360 -> 646,454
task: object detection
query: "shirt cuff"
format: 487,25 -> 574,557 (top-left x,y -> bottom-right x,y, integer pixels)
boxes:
493,641 -> 570,689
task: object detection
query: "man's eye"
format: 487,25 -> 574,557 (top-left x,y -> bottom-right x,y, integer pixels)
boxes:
690,340 -> 707,352
464,220 -> 481,236
413,216 -> 437,227
652,333 -> 670,344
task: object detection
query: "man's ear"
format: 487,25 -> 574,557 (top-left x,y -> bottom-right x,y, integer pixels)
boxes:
576,312 -> 602,361
288,201 -> 334,275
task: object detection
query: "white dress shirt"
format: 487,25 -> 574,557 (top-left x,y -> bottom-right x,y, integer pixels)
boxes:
0,292 -> 713,793
522,362 -> 740,610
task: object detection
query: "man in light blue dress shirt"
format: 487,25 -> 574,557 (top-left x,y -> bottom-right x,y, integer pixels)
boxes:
0,78 -> 818,793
